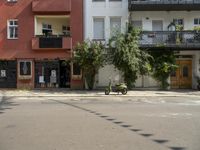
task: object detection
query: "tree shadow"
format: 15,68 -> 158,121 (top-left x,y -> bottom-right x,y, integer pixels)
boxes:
0,96 -> 19,115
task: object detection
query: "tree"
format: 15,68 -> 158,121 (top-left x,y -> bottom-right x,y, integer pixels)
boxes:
108,25 -> 152,88
150,50 -> 178,89
73,40 -> 105,90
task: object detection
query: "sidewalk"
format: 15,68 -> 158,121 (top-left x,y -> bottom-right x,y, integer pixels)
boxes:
0,89 -> 200,98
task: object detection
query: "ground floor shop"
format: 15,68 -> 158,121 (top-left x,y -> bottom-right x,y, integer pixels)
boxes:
0,59 -> 83,89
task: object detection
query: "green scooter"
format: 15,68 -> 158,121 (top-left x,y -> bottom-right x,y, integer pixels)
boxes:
105,79 -> 128,95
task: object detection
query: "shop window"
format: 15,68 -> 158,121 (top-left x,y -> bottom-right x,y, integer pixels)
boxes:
18,61 -> 32,79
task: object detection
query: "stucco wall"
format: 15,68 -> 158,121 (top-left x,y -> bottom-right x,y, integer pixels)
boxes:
84,0 -> 129,41
35,17 -> 69,35
131,11 -> 200,30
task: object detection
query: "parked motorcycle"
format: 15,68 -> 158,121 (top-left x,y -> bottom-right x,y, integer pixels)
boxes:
105,79 -> 128,95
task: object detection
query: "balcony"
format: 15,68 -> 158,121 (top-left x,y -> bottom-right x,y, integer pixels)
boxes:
129,0 -> 200,11
32,36 -> 72,50
139,31 -> 200,50
32,0 -> 71,13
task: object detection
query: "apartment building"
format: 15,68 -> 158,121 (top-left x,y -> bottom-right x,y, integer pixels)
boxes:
129,0 -> 200,89
84,0 -> 129,87
84,0 -> 200,89
0,0 -> 83,89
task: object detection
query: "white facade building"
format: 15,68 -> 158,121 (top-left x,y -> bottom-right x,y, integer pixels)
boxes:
84,0 -> 200,89
84,0 -> 129,87
129,0 -> 200,89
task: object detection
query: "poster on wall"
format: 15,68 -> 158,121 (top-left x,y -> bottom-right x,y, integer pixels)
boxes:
51,70 -> 56,77
50,76 -> 57,83
0,70 -> 6,77
39,76 -> 45,83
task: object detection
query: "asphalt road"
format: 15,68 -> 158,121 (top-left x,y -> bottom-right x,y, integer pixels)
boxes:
0,96 -> 200,150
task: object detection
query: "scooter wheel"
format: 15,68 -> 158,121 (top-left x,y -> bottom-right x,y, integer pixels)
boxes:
121,89 -> 127,95
105,90 -> 110,95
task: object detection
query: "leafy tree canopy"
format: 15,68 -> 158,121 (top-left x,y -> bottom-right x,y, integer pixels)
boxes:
108,25 -> 152,88
73,40 -> 105,90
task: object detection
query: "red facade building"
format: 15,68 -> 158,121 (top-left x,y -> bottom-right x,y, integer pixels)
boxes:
0,0 -> 83,89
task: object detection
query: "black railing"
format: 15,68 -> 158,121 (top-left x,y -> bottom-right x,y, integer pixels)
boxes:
39,37 -> 62,48
139,31 -> 200,50
129,0 -> 200,11
130,0 -> 200,4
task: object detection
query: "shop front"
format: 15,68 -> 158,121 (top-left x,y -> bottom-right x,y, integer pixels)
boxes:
35,60 -> 71,88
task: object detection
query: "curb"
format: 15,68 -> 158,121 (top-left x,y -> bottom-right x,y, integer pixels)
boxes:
1,94 -> 200,98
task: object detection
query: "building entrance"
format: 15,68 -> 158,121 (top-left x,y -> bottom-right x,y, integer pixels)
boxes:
171,60 -> 192,89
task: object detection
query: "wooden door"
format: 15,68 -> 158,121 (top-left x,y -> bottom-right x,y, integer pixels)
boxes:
171,60 -> 192,89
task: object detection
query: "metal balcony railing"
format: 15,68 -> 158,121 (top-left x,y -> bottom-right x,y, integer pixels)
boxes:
129,0 -> 200,11
139,31 -> 200,50
130,0 -> 200,4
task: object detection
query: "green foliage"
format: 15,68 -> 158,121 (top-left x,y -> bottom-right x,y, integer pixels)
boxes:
73,40 -> 105,90
108,25 -> 152,88
150,50 -> 178,89
193,26 -> 200,32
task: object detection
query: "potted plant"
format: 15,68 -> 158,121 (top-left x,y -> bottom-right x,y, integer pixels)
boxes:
175,25 -> 183,44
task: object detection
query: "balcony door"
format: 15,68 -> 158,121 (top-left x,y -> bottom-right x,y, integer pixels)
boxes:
152,20 -> 163,44
171,60 -> 192,89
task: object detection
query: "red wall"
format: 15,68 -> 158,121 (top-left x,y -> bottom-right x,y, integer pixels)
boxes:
0,0 -> 83,88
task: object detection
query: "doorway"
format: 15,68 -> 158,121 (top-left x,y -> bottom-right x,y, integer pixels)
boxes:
171,60 -> 192,89
59,60 -> 71,88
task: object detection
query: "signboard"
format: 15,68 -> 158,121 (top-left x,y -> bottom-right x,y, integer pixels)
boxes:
50,76 -> 57,83
0,70 -> 6,77
51,70 -> 56,77
39,76 -> 44,83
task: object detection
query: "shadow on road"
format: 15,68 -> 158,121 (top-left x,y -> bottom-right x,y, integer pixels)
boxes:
51,99 -> 187,150
0,96 -> 19,115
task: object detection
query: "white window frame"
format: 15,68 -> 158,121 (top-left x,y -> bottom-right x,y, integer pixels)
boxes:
194,18 -> 200,25
7,19 -> 18,39
7,0 -> 17,2
110,17 -> 122,37
93,17 -> 105,40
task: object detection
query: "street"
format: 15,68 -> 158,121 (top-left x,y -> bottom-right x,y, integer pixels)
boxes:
0,95 -> 200,150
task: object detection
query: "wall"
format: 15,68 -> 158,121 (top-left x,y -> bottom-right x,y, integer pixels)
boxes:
131,11 -> 200,30
84,0 -> 129,41
84,0 -> 129,88
0,0 -> 84,89
35,16 -> 70,35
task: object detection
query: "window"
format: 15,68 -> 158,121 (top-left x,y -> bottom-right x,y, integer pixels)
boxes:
92,0 -> 105,1
173,19 -> 184,26
110,17 -> 121,37
7,19 -> 18,39
42,23 -> 52,36
93,18 -> 105,40
18,61 -> 32,79
194,18 -> 200,25
132,20 -> 142,29
7,0 -> 17,2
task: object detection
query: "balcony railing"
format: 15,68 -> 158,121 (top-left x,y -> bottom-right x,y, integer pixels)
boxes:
129,0 -> 200,11
32,35 -> 72,50
139,31 -> 200,50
